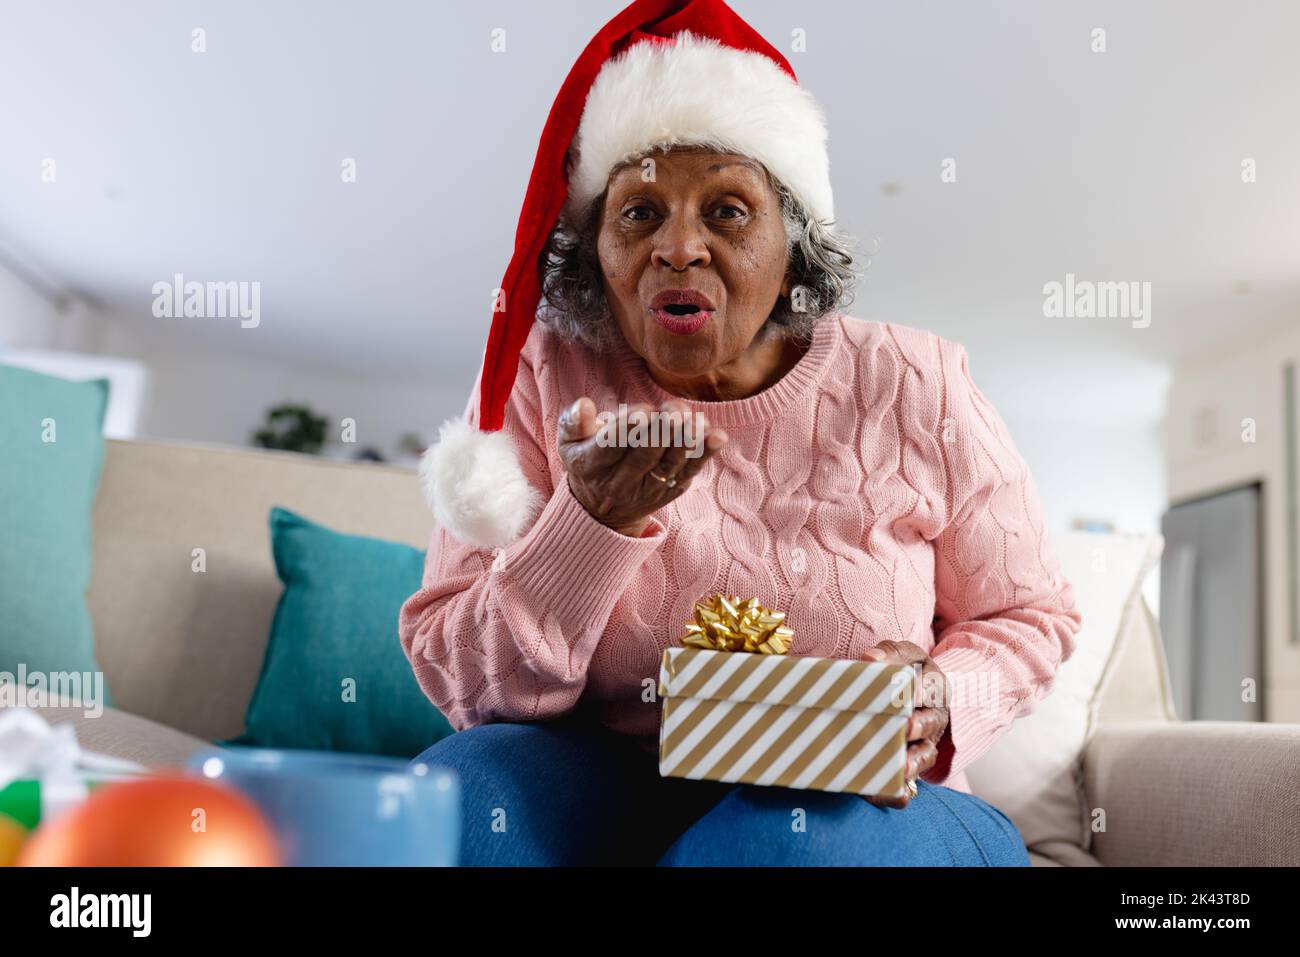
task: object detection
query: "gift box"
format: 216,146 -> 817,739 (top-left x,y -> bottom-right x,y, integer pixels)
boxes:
656,596 -> 919,799
0,708 -> 146,830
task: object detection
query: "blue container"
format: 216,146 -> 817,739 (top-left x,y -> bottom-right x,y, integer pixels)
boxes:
187,747 -> 460,866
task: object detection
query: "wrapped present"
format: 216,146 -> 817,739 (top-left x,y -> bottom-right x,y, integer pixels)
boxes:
0,708 -> 146,831
657,595 -> 919,799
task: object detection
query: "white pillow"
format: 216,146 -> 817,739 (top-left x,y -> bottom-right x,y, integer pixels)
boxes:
964,531 -> 1163,854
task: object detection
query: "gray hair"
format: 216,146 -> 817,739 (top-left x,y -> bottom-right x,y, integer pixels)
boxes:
536,152 -> 863,351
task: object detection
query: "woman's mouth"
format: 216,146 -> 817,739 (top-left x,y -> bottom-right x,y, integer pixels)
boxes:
651,303 -> 713,335
647,290 -> 716,335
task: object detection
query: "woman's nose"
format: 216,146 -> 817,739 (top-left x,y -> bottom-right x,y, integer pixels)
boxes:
650,213 -> 711,271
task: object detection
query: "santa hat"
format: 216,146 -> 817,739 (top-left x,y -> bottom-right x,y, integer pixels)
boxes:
422,0 -> 834,548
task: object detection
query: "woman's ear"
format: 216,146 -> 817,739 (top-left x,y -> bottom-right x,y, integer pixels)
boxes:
780,265 -> 794,299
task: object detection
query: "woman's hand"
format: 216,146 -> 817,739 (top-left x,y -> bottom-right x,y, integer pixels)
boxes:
557,396 -> 728,537
860,639 -> 951,809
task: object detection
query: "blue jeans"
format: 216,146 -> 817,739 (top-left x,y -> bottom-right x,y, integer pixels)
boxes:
411,711 -> 1030,866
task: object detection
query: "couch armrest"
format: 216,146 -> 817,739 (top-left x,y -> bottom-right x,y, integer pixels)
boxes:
1083,720 -> 1300,866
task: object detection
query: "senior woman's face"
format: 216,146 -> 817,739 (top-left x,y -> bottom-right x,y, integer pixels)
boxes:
597,149 -> 791,386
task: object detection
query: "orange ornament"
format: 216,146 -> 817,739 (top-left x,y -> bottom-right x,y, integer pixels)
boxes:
17,775 -> 281,867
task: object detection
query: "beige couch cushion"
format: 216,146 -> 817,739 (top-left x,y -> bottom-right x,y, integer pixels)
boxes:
1093,600 -> 1178,724
87,440 -> 434,742
1,705 -> 212,769
1085,720 -> 1300,866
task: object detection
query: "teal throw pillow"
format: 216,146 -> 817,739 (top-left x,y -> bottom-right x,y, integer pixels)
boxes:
0,364 -> 111,705
233,507 -> 453,757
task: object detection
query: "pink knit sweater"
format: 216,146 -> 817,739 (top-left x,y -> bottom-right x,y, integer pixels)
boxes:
399,313 -> 1083,795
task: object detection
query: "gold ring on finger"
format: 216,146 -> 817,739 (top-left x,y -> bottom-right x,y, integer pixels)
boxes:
648,469 -> 677,488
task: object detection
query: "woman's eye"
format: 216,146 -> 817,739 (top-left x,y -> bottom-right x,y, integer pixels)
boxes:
622,205 -> 655,222
713,205 -> 746,220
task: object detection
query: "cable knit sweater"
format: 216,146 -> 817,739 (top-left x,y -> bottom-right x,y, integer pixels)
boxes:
399,313 -> 1083,795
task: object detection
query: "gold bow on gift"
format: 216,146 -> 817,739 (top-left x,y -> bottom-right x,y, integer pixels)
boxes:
679,594 -> 794,655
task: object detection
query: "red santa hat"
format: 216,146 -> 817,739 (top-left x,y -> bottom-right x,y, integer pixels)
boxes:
423,0 -> 834,548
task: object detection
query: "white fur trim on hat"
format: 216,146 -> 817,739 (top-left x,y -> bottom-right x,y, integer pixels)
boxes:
566,30 -> 833,224
420,416 -> 544,549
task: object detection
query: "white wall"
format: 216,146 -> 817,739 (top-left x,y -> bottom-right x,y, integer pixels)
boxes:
0,254 -> 60,347
2,257 -> 466,464
0,257 -> 152,438
7,266 -> 1172,513
959,338 -> 1170,537
999,416 -> 1166,536
106,317 -> 1169,520
127,350 -> 466,465
96,313 -> 466,465
5,245 -> 1170,536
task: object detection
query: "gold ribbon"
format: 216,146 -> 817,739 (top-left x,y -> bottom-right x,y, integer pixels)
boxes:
679,594 -> 794,655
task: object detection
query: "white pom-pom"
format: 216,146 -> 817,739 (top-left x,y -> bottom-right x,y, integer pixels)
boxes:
419,417 -> 544,548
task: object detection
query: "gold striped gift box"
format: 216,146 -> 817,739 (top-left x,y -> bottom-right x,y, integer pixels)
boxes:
657,647 -> 918,798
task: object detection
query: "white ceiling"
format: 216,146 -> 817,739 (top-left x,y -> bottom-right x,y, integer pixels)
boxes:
2,0 -> 1297,420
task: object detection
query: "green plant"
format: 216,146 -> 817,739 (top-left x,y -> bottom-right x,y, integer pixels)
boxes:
253,404 -> 328,455
398,432 -> 426,456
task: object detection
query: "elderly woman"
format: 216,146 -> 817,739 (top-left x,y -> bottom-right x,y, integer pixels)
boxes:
400,0 -> 1081,867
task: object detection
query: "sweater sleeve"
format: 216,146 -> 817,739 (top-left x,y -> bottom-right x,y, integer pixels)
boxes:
921,340 -> 1084,787
398,333 -> 667,732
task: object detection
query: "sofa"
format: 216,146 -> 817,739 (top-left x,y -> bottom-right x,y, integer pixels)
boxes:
18,437 -> 1300,866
